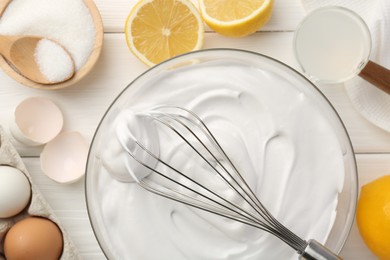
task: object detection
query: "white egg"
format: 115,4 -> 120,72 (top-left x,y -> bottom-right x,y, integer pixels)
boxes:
0,166 -> 31,218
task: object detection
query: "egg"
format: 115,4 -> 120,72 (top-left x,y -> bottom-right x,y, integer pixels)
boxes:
4,217 -> 63,260
0,166 -> 31,218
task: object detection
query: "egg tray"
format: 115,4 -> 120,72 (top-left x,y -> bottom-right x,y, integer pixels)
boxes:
0,126 -> 81,259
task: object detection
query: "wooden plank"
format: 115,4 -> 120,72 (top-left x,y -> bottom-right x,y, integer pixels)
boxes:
22,154 -> 390,259
94,0 -> 306,33
1,32 -> 390,156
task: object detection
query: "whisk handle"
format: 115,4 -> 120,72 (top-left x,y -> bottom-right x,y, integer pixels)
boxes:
299,239 -> 342,260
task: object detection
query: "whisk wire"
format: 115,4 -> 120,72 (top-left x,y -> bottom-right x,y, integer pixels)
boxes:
153,109 -> 269,217
145,113 -> 270,227
139,179 -> 307,249
174,108 -> 289,227
118,119 -> 272,229
140,180 -> 265,229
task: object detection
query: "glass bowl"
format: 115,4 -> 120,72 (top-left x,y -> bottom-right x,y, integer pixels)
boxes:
85,49 -> 358,259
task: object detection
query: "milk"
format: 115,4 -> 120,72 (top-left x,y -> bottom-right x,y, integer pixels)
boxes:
294,7 -> 371,83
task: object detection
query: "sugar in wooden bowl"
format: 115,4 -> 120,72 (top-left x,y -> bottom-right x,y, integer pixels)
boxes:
0,0 -> 103,89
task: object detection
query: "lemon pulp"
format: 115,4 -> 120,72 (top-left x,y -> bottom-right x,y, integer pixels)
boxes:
125,0 -> 204,66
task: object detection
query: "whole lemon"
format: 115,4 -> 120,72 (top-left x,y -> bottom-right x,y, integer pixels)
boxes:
357,175 -> 390,260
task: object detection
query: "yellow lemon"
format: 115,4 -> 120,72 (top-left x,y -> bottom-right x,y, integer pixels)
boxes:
356,175 -> 390,260
125,0 -> 204,67
199,0 -> 274,37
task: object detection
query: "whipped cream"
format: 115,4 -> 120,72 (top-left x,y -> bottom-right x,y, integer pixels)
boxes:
94,58 -> 345,259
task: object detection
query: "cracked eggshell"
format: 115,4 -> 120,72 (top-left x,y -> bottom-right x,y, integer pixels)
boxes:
9,97 -> 63,146
40,132 -> 89,184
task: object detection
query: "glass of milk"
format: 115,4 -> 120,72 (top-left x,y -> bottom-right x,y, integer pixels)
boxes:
294,6 -> 390,93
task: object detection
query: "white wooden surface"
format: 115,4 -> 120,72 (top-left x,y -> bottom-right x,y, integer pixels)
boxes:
0,0 -> 388,259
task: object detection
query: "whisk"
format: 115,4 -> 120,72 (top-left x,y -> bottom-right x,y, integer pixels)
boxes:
117,105 -> 342,260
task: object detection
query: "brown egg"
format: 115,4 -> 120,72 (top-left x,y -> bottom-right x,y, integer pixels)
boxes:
4,217 -> 63,260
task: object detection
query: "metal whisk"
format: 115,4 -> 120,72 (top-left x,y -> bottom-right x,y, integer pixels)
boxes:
117,105 -> 342,260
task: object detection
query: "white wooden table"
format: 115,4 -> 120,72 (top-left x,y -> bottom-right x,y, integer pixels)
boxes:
0,0 -> 388,259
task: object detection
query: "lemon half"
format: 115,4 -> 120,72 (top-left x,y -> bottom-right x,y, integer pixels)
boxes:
125,0 -> 204,66
199,0 -> 274,37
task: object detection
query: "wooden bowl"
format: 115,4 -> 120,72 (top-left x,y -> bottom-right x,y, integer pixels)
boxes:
0,0 -> 103,90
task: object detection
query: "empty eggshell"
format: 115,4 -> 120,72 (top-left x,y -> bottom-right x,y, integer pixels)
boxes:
9,97 -> 63,146
0,165 -> 31,218
40,132 -> 89,183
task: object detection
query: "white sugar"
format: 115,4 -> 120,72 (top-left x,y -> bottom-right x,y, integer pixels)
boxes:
0,0 -> 95,71
35,39 -> 74,83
